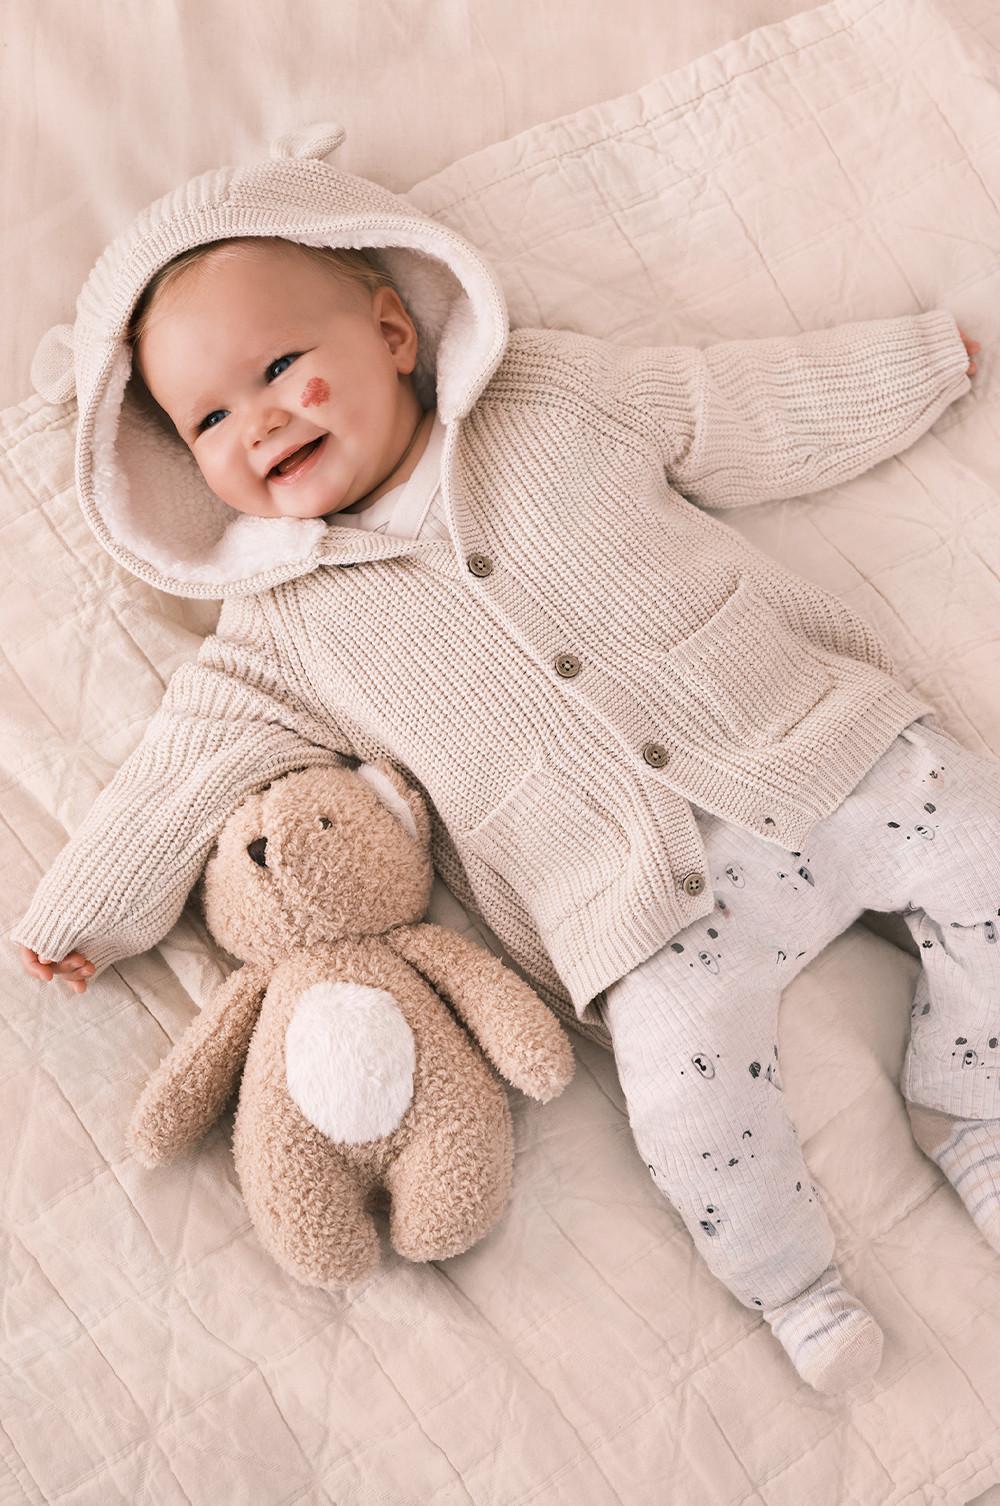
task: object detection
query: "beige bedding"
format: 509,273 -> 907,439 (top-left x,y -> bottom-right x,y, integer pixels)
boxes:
4,0 -> 1000,1500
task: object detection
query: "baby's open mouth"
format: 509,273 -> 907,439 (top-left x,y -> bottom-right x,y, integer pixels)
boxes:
268,436 -> 325,479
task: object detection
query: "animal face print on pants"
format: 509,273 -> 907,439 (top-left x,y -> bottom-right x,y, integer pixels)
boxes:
600,715 -> 1000,1312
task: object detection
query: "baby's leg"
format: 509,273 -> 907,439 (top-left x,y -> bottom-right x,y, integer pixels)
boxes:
829,717 -> 1000,1250
602,811 -> 881,1394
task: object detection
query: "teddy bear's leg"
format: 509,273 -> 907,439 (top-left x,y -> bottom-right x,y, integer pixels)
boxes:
383,1079 -> 515,1263
234,1069 -> 381,1289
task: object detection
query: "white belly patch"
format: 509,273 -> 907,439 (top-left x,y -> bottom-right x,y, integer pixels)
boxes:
284,980 -> 416,1145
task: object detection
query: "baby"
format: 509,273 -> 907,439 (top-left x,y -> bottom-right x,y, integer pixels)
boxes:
13,129 -> 995,1397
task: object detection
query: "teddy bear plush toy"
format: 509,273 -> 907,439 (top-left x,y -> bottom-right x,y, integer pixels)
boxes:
126,758 -> 575,1289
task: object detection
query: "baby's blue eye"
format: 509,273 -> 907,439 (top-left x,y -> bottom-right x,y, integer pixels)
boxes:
196,353 -> 299,433
267,354 -> 297,380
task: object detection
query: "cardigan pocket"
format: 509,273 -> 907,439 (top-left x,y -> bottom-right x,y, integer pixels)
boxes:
648,573 -> 836,751
457,758 -> 629,930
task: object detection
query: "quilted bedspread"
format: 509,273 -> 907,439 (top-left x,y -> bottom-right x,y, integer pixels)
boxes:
4,0 -> 1000,1500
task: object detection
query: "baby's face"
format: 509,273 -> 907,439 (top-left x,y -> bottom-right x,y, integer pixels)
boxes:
136,240 -> 422,518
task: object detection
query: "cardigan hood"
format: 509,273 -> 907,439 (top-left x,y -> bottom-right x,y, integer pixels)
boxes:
29,121 -> 510,600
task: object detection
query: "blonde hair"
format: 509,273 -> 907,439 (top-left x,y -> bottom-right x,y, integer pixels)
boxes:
126,236 -> 401,363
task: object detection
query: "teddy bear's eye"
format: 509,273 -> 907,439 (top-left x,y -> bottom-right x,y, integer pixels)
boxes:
247,837 -> 268,868
319,817 -> 332,830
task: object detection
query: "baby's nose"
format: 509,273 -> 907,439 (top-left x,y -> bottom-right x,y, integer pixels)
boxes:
247,407 -> 288,447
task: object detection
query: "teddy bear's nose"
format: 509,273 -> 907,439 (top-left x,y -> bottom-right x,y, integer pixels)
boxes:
247,837 -> 268,868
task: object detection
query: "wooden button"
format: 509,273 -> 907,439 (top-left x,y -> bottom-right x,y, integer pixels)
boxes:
642,741 -> 668,768
467,553 -> 493,577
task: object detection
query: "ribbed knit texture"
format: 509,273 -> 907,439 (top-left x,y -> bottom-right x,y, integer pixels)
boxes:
10,309 -> 971,1039
763,1265 -> 884,1395
907,1104 -> 1000,1252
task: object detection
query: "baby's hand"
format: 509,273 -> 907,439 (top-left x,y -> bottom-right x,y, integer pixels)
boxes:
17,944 -> 95,995
957,327 -> 980,376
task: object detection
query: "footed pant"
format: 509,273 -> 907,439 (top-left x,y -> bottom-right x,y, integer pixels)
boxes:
600,714 -> 1000,1312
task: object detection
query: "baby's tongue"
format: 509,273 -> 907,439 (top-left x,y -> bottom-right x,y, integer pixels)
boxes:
277,439 -> 318,474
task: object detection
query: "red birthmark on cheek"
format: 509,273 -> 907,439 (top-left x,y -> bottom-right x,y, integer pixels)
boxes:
300,377 -> 330,407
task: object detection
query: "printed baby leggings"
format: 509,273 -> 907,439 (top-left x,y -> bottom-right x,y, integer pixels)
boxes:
600,714 -> 1000,1339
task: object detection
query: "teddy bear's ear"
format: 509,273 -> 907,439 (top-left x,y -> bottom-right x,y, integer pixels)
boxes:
356,759 -> 430,846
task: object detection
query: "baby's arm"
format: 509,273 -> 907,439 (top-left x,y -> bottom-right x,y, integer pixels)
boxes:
10,592 -> 372,990
569,308 -> 973,510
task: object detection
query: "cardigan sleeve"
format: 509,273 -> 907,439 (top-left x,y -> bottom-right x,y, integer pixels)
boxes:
8,591 -> 372,978
619,308 -> 971,509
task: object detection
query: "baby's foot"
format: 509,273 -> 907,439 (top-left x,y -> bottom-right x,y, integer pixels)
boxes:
763,1263 -> 884,1394
907,1102 -> 1000,1252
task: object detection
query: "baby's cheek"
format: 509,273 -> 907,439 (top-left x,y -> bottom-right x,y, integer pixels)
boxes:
300,376 -> 330,408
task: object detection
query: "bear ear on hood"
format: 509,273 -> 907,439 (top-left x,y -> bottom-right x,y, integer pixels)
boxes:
267,121 -> 347,161
32,321 -> 76,406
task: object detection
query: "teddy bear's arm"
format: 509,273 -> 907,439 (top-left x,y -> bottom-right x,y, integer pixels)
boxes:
386,922 -> 574,1103
127,961 -> 271,1167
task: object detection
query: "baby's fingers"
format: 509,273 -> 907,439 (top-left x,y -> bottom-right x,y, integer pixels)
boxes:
956,327 -> 981,374
18,944 -> 54,980
57,952 -> 95,992
18,945 -> 95,991
62,950 -> 94,973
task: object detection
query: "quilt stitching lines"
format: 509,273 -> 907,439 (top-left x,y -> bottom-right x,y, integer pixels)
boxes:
421,0 -> 892,218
